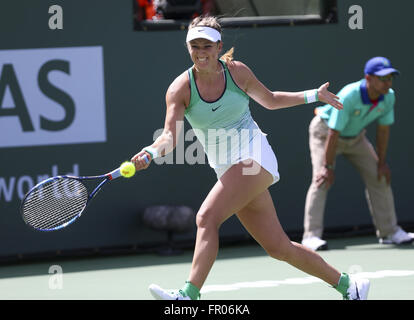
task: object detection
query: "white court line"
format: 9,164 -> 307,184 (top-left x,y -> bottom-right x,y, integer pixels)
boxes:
200,270 -> 414,293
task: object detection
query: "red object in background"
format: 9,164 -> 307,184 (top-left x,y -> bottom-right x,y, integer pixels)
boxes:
136,0 -> 216,21
136,0 -> 157,20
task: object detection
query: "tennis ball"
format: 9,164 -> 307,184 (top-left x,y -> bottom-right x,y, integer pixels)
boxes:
120,161 -> 136,178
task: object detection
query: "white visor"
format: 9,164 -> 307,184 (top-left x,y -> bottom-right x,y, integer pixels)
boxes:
186,26 -> 221,43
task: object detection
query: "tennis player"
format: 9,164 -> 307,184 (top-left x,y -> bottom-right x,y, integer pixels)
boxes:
132,16 -> 369,300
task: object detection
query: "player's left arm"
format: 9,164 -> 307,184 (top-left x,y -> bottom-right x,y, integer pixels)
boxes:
228,61 -> 343,110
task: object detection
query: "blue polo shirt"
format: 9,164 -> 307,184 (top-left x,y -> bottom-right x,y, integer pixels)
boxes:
316,79 -> 395,137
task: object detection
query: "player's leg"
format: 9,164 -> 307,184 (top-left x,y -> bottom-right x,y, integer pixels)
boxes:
237,189 -> 370,300
149,160 -> 275,300
187,160 -> 274,289
237,189 -> 340,286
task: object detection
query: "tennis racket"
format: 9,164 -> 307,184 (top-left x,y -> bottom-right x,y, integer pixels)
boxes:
20,156 -> 148,232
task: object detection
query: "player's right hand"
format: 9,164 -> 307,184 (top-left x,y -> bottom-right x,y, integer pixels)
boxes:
131,150 -> 152,171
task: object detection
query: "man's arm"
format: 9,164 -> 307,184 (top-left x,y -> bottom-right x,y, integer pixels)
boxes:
316,128 -> 339,188
376,125 -> 391,184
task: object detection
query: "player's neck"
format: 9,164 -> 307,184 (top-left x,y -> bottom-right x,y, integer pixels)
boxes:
193,61 -> 223,81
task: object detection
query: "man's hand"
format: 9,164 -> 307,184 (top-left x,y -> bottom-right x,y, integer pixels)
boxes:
378,162 -> 391,185
316,166 -> 335,189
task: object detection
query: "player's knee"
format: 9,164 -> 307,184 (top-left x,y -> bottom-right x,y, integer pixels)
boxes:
196,207 -> 220,229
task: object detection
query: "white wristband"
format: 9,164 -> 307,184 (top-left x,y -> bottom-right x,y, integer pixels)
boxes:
304,89 -> 319,104
143,146 -> 159,160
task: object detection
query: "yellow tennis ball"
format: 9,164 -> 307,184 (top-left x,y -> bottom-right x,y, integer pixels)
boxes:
120,161 -> 136,178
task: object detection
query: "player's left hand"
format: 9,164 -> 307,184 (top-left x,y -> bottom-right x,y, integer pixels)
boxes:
318,82 -> 343,110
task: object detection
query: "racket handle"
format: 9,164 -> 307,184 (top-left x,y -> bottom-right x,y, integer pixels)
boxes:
108,168 -> 122,180
142,154 -> 149,164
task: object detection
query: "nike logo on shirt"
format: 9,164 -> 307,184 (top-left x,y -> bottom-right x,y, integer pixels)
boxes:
212,105 -> 222,112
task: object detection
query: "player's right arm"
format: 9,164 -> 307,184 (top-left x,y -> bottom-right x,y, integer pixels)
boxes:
147,75 -> 187,158
131,72 -> 189,169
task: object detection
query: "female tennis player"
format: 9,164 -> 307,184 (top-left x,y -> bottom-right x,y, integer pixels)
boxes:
131,16 -> 370,300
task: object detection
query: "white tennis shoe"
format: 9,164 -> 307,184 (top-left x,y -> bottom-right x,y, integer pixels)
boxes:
343,277 -> 370,300
149,284 -> 191,300
301,236 -> 328,251
379,227 -> 414,245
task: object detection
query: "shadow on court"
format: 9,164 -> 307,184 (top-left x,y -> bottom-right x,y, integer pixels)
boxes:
325,236 -> 414,251
0,240 -> 267,279
0,233 -> 412,281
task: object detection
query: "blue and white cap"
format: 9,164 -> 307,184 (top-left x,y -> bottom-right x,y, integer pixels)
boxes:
364,57 -> 400,76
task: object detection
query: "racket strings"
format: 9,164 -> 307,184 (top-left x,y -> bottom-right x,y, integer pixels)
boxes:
22,178 -> 88,230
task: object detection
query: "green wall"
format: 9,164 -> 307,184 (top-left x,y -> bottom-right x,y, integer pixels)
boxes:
0,0 -> 412,259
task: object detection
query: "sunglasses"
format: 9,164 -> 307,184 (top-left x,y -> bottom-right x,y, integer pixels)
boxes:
377,75 -> 394,82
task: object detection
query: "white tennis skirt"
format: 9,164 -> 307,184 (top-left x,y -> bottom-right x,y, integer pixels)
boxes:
213,131 -> 280,185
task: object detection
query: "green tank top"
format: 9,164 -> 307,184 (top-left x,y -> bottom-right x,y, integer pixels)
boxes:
185,60 -> 260,168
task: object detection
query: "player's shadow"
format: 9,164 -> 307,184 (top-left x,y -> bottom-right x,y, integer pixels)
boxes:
1,232 -> 412,279
0,237 -> 267,279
